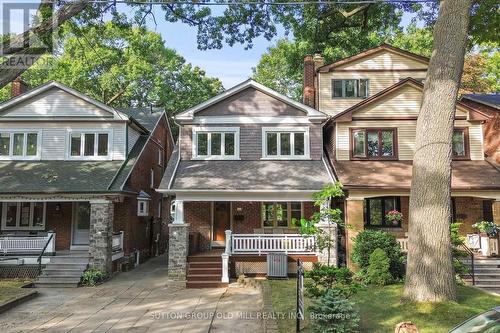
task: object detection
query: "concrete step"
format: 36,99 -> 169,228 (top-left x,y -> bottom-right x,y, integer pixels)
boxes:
475,284 -> 500,290
188,256 -> 222,263
50,257 -> 90,264
187,274 -> 221,282
42,269 -> 85,277
34,282 -> 79,288
470,279 -> 500,286
35,276 -> 81,287
186,281 -> 228,289
44,263 -> 88,270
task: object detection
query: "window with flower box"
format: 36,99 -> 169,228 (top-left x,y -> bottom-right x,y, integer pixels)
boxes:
364,197 -> 401,228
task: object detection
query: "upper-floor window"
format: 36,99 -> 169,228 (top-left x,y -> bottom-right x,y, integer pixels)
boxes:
452,128 -> 469,160
262,127 -> 310,159
192,127 -> 240,160
351,128 -> 397,160
69,132 -> 110,159
332,79 -> 369,99
0,131 -> 40,159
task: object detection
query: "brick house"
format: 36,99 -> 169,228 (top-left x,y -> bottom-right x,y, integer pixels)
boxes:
158,79 -> 335,287
0,80 -> 174,286
302,44 -> 500,267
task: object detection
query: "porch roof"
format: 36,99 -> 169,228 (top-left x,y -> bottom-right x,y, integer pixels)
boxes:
334,160 -> 500,190
159,160 -> 333,192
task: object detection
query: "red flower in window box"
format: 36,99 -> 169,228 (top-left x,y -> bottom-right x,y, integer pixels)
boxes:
385,210 -> 403,226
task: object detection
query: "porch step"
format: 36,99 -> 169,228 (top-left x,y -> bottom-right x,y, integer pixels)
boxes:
34,252 -> 89,288
42,269 -> 85,277
188,262 -> 222,269
186,281 -> 228,289
188,267 -> 222,274
186,254 -> 225,289
187,274 -> 221,281
188,256 -> 222,263
49,256 -> 90,264
34,276 -> 81,288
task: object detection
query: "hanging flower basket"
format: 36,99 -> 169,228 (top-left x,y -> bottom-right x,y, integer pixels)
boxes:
385,210 -> 403,226
472,221 -> 499,238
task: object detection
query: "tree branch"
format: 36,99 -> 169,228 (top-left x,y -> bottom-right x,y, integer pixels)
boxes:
338,4 -> 371,18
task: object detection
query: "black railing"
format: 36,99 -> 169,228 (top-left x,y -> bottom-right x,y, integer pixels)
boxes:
455,243 -> 475,285
37,233 -> 54,275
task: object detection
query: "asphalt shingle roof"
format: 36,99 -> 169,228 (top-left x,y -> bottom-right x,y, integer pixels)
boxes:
462,94 -> 500,109
119,108 -> 164,131
160,160 -> 333,191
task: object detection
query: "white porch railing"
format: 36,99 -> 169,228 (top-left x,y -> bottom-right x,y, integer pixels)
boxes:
112,231 -> 124,261
0,232 -> 56,255
397,238 -> 409,253
230,233 -> 316,255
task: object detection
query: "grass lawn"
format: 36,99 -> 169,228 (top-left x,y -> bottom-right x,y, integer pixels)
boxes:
267,279 -> 500,333
0,280 -> 31,304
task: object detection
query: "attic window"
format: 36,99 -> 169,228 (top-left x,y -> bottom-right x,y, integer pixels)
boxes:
192,127 -> 240,160
69,132 -> 110,159
0,132 -> 40,160
332,79 -> 369,99
137,191 -> 151,216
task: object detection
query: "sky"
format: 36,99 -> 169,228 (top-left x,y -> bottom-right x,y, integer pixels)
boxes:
0,0 -> 417,89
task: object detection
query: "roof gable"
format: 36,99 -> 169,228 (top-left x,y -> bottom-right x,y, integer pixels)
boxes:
332,78 -> 488,122
176,79 -> 326,121
319,44 -> 429,72
0,81 -> 128,120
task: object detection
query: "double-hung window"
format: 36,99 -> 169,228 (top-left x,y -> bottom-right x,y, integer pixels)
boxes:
1,202 -> 46,230
192,127 -> 239,159
262,202 -> 303,228
69,132 -> 110,159
452,128 -> 469,159
0,131 -> 40,159
332,79 -> 369,99
351,128 -> 397,160
364,197 -> 401,228
262,127 -> 309,159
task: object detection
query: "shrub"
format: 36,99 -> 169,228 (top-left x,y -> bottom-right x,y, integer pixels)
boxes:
351,230 -> 405,279
308,288 -> 360,333
365,248 -> 392,286
81,267 -> 107,286
305,263 -> 360,297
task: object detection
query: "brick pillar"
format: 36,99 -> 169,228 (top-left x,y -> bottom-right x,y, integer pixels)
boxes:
168,200 -> 189,283
89,200 -> 114,275
303,55 -> 315,108
345,198 -> 364,270
493,200 -> 500,225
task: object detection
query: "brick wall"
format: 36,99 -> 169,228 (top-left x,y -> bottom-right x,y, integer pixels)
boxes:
232,202 -> 261,234
454,197 -> 486,235
113,113 -> 174,261
45,202 -> 72,250
185,201 -> 212,251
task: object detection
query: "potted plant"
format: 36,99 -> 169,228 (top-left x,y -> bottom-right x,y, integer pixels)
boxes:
385,210 -> 403,227
472,221 -> 499,256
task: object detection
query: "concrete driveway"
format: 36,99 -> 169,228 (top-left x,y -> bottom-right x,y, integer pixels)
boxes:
0,255 -> 263,333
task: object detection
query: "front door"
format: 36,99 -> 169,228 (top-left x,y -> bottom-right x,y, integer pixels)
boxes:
213,202 -> 230,244
72,202 -> 90,246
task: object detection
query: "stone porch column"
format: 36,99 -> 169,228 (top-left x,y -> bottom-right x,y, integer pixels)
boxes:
316,200 -> 338,267
89,199 -> 114,275
493,200 -> 500,225
168,200 -> 189,282
345,197 -> 364,270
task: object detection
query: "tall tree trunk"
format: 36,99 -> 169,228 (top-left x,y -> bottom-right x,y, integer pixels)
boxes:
404,0 -> 473,302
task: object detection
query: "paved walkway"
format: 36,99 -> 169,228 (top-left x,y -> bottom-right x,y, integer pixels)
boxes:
0,255 -> 264,333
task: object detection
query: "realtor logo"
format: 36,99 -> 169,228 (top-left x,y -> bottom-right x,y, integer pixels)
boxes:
1,1 -> 55,69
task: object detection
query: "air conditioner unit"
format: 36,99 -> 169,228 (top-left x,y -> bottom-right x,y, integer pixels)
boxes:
267,253 -> 288,279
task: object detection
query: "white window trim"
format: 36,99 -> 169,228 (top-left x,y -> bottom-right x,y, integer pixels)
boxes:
66,129 -> 113,161
158,148 -> 163,167
150,169 -> 155,189
137,199 -> 150,216
1,202 -> 47,230
0,130 -> 42,160
261,126 -> 310,160
192,126 -> 240,160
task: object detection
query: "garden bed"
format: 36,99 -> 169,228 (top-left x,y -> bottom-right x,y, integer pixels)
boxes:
0,280 -> 37,314
267,279 -> 500,333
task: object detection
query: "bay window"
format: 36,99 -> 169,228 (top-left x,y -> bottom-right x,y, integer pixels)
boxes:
69,132 -> 110,159
262,202 -> 303,228
0,131 -> 40,159
192,127 -> 239,159
351,128 -> 397,160
262,127 -> 309,159
364,197 -> 401,228
1,202 -> 46,230
452,128 -> 469,159
332,79 -> 369,98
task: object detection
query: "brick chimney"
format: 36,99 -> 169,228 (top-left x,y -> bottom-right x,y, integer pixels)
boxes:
11,77 -> 28,98
313,52 -> 324,70
303,55 -> 315,108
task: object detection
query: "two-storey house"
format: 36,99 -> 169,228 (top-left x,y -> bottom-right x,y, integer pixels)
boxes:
159,79 -> 334,287
0,80 -> 174,286
303,44 -> 500,267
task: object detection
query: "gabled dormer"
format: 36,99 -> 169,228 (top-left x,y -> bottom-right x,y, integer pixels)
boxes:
0,81 -> 147,161
303,44 -> 430,116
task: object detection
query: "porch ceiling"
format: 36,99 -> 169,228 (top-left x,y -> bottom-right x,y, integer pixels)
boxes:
160,160 -> 332,192
334,160 -> 500,190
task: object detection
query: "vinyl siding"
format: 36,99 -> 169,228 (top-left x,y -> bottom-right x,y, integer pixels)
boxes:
180,123 -> 323,161
335,50 -> 428,71
0,122 -> 126,160
1,88 -> 113,118
336,120 -> 484,161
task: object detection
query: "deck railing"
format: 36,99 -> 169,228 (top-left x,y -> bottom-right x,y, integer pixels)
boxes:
0,233 -> 56,255
397,238 -> 409,253
230,233 -> 316,255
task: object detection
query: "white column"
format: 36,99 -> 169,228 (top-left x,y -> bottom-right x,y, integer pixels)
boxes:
47,231 -> 56,254
173,200 -> 184,224
221,253 -> 229,283
225,229 -> 232,254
